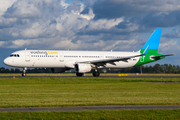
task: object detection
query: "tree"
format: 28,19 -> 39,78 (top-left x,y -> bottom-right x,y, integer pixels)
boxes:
0,67 -> 5,73
168,64 -> 176,73
153,64 -> 163,73
15,69 -> 20,73
148,65 -> 153,73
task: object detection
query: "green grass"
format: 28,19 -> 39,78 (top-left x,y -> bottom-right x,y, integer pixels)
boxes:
0,77 -> 180,108
0,109 -> 180,120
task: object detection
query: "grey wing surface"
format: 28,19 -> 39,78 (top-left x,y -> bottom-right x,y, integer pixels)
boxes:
78,54 -> 143,66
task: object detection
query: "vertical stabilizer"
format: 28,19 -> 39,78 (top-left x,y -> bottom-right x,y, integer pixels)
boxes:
140,29 -> 162,54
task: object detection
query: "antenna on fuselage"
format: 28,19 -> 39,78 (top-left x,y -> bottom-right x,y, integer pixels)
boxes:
25,48 -> 27,50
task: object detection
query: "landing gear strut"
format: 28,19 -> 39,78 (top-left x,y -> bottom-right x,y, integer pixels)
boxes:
22,67 -> 27,77
92,70 -> 100,77
76,73 -> 84,77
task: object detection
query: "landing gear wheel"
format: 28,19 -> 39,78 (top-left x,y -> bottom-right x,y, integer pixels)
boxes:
93,71 -> 100,77
22,73 -> 26,77
76,73 -> 84,77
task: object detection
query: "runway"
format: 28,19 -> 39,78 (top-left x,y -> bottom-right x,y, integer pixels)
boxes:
0,105 -> 180,112
0,75 -> 180,78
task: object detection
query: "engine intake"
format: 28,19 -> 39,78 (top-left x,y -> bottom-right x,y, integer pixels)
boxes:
75,63 -> 91,73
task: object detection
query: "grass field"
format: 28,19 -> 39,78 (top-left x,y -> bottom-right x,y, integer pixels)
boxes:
1,109 -> 180,120
0,77 -> 180,119
0,77 -> 180,108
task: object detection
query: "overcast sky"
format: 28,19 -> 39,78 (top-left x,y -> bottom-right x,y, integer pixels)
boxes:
0,0 -> 179,67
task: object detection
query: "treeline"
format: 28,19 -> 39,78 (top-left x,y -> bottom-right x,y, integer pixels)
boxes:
109,64 -> 180,74
0,68 -> 51,73
102,64 -> 180,73
0,64 -> 180,73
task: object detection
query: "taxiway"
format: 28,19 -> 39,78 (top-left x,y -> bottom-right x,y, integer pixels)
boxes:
0,105 -> 180,112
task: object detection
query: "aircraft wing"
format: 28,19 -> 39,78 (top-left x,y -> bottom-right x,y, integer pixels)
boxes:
78,45 -> 150,66
78,54 -> 143,66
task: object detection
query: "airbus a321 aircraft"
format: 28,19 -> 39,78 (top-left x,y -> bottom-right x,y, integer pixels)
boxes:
4,29 -> 173,77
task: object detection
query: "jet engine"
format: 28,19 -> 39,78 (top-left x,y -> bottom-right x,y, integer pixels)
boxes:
75,63 -> 92,73
50,68 -> 67,73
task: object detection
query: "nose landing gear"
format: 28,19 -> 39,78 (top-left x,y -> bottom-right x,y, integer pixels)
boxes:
22,67 -> 27,77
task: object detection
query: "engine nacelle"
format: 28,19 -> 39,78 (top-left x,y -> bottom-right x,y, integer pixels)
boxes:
75,63 -> 92,73
50,68 -> 66,73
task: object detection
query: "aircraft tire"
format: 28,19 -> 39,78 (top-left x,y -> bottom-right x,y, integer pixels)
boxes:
76,73 -> 84,77
22,73 -> 26,77
93,71 -> 100,77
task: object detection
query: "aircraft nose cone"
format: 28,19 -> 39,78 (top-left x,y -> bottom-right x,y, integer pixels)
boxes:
3,58 -> 10,65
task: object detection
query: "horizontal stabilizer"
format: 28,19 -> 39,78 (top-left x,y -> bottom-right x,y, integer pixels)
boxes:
151,54 -> 174,59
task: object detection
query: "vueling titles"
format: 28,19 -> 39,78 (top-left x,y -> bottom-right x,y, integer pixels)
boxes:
30,51 -> 58,55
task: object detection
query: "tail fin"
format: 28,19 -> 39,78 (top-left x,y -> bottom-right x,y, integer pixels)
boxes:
140,28 -> 162,54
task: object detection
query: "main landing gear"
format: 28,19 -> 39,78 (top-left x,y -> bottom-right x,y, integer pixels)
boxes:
92,70 -> 100,77
76,70 -> 100,77
22,67 -> 27,77
76,73 -> 84,77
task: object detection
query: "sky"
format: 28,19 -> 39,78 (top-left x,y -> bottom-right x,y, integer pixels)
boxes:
0,0 -> 179,68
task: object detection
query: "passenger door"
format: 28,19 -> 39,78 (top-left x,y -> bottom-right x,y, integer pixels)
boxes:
25,51 -> 30,62
59,52 -> 64,62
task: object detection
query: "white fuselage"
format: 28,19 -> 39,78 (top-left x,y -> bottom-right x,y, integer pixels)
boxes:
4,50 -> 140,69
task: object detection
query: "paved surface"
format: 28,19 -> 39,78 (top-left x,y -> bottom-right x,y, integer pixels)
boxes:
0,76 -> 180,78
0,105 -> 180,112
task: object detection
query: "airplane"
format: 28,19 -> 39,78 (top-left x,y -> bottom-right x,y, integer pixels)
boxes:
4,28 -> 174,77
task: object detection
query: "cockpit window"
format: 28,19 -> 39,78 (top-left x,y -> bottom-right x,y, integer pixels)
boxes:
10,54 -> 20,57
